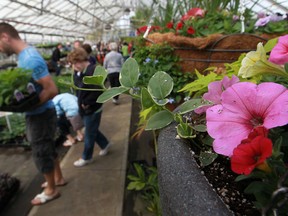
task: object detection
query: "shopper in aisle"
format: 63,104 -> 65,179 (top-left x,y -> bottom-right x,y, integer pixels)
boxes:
68,48 -> 111,167
52,93 -> 84,147
103,42 -> 124,105
73,40 -> 82,49
82,43 -> 97,65
121,41 -> 129,61
51,43 -> 62,76
0,22 -> 66,205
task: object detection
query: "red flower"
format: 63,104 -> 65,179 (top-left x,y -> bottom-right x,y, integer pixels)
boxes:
176,22 -> 183,30
136,26 -> 148,35
166,21 -> 174,29
231,135 -> 273,175
181,8 -> 205,21
186,27 -> 195,35
241,126 -> 268,144
136,25 -> 161,35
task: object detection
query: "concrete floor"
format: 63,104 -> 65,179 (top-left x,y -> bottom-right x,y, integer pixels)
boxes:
0,94 -> 132,216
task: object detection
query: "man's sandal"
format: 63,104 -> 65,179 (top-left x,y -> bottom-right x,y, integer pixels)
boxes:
41,181 -> 67,188
31,191 -> 60,205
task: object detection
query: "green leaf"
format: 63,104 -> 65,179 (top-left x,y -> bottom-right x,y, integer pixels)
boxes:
134,163 -> 146,180
152,98 -> 169,106
97,87 -> 129,103
177,99 -> 212,114
127,182 -> 146,191
148,71 -> 173,100
120,58 -> 140,88
285,63 -> 288,73
264,37 -> 279,53
176,123 -> 196,139
83,75 -> 105,87
141,88 -> 155,109
58,79 -> 74,88
179,72 -> 217,94
192,124 -> 207,132
127,175 -> 140,181
93,65 -> 107,78
199,151 -> 218,167
146,110 -> 174,130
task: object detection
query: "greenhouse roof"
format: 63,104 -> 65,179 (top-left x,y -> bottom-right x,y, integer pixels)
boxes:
0,0 -> 286,42
0,0 -> 139,41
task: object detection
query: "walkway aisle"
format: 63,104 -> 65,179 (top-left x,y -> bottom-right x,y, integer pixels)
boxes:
28,94 -> 132,216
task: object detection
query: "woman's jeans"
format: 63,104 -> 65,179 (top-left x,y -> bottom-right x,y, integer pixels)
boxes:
82,111 -> 109,160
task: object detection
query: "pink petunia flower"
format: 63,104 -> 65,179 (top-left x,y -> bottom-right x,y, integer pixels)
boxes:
181,8 -> 205,21
194,75 -> 239,114
206,82 -> 288,156
269,34 -> 288,65
255,16 -> 270,27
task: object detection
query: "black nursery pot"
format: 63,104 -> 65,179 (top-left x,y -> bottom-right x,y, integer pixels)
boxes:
0,93 -> 40,113
157,122 -> 233,216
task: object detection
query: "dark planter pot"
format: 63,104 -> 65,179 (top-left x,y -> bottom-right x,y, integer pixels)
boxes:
157,122 -> 233,216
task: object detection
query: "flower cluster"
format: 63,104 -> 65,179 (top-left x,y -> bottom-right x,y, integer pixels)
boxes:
197,34 -> 288,213
254,12 -> 288,35
165,8 -> 205,37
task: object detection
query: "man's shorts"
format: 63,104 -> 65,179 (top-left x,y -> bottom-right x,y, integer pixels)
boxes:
26,108 -> 58,173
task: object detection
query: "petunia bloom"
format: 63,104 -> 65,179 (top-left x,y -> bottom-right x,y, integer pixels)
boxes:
166,21 -> 174,29
206,82 -> 288,156
269,34 -> 288,65
255,16 -> 270,27
186,27 -> 195,35
238,42 -> 288,79
176,22 -> 183,30
231,135 -> 273,175
194,75 -> 239,114
181,8 -> 205,21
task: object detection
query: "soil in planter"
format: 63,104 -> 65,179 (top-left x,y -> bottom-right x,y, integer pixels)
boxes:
188,141 -> 260,216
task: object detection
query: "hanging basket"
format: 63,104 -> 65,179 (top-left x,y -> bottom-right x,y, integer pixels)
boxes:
146,33 -> 268,73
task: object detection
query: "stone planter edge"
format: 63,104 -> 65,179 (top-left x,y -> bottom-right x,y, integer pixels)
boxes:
157,122 -> 233,216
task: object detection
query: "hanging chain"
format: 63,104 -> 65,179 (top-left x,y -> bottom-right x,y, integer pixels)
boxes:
239,0 -> 246,33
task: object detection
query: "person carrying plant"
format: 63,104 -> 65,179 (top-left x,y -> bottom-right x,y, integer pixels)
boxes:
0,22 -> 66,205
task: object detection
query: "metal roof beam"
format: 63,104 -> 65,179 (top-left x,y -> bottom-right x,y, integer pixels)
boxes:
9,0 -> 91,27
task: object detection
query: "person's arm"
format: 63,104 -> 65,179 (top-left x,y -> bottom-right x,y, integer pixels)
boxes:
37,75 -> 58,104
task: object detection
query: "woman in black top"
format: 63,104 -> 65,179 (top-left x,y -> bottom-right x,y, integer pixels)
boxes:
68,48 -> 110,167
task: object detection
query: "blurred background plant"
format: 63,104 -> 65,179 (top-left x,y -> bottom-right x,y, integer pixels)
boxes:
134,39 -> 193,104
132,0 -> 287,38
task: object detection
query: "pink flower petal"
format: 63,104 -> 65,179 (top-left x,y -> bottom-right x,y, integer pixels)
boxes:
269,34 -> 288,65
206,82 -> 288,156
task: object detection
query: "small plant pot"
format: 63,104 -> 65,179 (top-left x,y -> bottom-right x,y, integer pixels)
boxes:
0,93 -> 40,113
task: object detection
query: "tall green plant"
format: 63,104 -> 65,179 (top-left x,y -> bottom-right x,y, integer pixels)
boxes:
127,163 -> 161,215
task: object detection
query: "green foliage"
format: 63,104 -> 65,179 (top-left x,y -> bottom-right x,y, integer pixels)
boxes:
0,68 -> 32,106
53,74 -> 74,94
0,113 -> 27,145
254,20 -> 288,35
134,42 -> 193,103
127,163 -> 161,216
